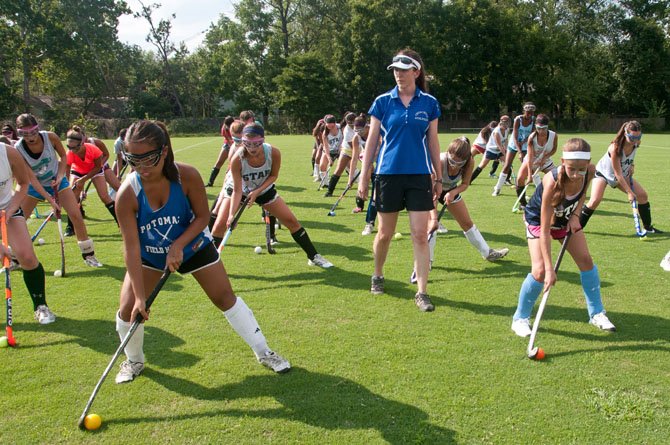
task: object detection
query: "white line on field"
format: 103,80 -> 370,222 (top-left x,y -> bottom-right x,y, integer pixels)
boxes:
644,144 -> 670,150
173,138 -> 219,153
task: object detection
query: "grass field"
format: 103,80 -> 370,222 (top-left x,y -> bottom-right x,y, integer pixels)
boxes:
0,132 -> 668,444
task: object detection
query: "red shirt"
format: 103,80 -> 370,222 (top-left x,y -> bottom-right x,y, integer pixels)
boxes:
67,142 -> 102,174
221,125 -> 233,146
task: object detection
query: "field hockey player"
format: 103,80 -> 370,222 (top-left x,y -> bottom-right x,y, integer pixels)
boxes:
511,138 -> 616,338
114,120 -> 290,384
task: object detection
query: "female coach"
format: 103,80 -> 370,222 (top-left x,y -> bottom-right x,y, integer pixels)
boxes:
113,120 -> 290,384
357,48 -> 442,312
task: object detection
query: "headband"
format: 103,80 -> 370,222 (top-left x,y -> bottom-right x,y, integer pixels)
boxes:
242,125 -> 264,138
562,151 -> 591,160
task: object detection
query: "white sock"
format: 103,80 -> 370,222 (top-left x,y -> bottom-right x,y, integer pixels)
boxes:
224,296 -> 270,358
494,173 -> 508,191
313,164 -> 319,176
77,238 -> 95,255
532,173 -> 541,186
464,225 -> 490,257
116,311 -> 145,363
428,231 -> 437,262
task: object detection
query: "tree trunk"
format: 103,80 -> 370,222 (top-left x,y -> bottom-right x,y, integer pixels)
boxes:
22,54 -> 31,112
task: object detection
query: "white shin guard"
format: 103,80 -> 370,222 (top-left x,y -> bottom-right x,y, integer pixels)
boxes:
494,173 -> 508,191
116,311 -> 145,363
224,296 -> 270,358
77,238 -> 95,255
464,225 -> 490,257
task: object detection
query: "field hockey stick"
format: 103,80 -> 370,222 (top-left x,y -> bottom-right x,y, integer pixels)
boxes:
629,176 -> 647,238
512,167 -> 541,213
117,162 -> 128,181
30,211 -> 55,242
264,209 -> 276,254
327,169 -> 361,216
77,268 -> 171,429
1,211 -> 17,347
527,234 -> 571,359
217,196 -> 249,254
53,187 -> 66,277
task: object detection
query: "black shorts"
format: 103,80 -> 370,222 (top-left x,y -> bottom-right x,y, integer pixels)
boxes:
329,151 -> 340,162
374,174 -> 434,213
485,150 -> 503,161
142,242 -> 219,275
224,185 -> 278,206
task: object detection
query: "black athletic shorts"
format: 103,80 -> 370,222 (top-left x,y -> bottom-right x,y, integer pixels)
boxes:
142,242 -> 219,275
374,174 -> 434,213
224,185 -> 278,206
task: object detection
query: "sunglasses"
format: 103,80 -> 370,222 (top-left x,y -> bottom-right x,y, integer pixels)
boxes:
447,154 -> 467,167
626,133 -> 642,141
18,127 -> 40,137
123,147 -> 163,168
391,55 -> 421,70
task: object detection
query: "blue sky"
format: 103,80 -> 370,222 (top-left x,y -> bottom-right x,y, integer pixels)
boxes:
117,0 -> 237,52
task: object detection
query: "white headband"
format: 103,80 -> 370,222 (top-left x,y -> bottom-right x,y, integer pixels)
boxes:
562,151 -> 591,160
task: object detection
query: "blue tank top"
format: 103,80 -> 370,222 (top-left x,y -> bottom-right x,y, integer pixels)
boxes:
129,172 -> 212,269
524,168 -> 589,229
509,115 -> 535,148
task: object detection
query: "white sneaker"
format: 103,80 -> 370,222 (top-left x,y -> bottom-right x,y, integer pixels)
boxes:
436,222 -> 448,234
511,318 -> 532,337
308,254 -> 333,268
492,188 -> 501,196
661,251 -> 670,271
258,351 -> 291,373
84,255 -> 103,267
34,305 -> 56,324
115,360 -> 144,384
485,248 -> 510,261
590,312 -> 616,332
361,223 -> 374,236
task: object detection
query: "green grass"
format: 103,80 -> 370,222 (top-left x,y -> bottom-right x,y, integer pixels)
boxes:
0,133 -> 668,444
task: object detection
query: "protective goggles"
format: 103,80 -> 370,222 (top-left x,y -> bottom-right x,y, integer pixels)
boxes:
232,136 -> 242,144
626,132 -> 642,141
66,138 -> 83,150
1,130 -> 13,137
523,105 -> 536,112
535,124 -> 548,130
447,153 -> 467,167
17,125 -> 40,137
242,137 -> 264,149
123,147 -> 163,168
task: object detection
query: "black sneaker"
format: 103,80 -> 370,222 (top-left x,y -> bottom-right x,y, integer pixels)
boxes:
323,191 -> 333,197
64,226 -> 75,237
371,275 -> 384,295
205,182 -> 213,187
644,226 -> 664,234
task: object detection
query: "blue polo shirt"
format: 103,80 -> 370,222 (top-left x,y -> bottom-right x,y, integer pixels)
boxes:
368,86 -> 441,175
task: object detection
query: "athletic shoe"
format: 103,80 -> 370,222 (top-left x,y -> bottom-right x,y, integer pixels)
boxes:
1,258 -> 22,273
115,360 -> 144,384
323,191 -> 333,198
506,177 -> 514,186
511,318 -> 532,337
661,252 -> 670,272
371,275 -> 384,295
436,222 -> 448,234
489,173 -> 497,179
34,305 -> 56,324
361,223 -> 374,236
270,237 -> 279,246
258,351 -> 291,373
485,248 -> 510,262
590,312 -> 616,332
352,207 -> 363,214
414,292 -> 435,312
64,226 -> 75,237
205,182 -> 213,187
313,176 -> 320,182
492,188 -> 501,197
308,254 -> 333,268
644,225 -> 664,234
84,255 -> 103,268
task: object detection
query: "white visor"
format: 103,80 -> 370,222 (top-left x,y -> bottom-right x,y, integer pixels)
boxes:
562,151 -> 591,160
387,55 -> 421,71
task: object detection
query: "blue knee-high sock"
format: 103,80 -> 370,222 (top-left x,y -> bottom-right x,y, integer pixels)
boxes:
580,265 -> 604,318
513,273 -> 544,320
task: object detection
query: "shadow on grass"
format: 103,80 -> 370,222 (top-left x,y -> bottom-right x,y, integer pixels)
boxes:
440,296 -> 670,345
109,367 -> 457,444
13,316 -> 199,369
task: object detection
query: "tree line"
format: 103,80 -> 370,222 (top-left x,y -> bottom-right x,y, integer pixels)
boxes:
2,0 -> 668,133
